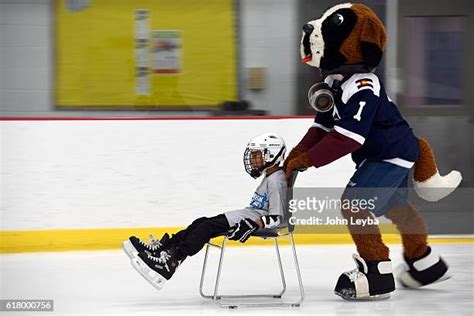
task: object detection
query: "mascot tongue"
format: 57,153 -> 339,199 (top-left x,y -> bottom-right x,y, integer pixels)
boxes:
302,56 -> 312,63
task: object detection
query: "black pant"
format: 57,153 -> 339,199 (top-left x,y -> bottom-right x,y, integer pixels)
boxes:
170,214 -> 230,258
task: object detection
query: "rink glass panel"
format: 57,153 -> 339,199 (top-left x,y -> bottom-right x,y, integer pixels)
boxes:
402,16 -> 465,107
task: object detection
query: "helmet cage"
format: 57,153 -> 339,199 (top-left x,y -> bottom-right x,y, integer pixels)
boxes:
243,146 -> 285,179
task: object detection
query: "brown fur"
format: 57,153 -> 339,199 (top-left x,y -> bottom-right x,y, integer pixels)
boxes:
284,152 -> 312,179
341,208 -> 390,260
414,138 -> 438,182
385,205 -> 428,259
341,204 -> 428,261
283,144 -> 306,171
339,3 -> 387,65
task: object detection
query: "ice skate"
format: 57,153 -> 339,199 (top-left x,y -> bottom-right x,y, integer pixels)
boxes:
122,233 -> 170,259
130,246 -> 182,290
397,246 -> 450,288
335,254 -> 395,300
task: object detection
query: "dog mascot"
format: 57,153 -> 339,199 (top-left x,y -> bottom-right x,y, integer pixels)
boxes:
284,3 -> 462,300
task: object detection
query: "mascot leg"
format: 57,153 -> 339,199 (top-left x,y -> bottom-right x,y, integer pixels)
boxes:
385,204 -> 428,259
343,209 -> 389,260
385,205 -> 450,288
334,160 -> 415,300
334,208 -> 395,300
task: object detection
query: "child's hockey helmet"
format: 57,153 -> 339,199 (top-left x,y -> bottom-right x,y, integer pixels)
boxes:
244,133 -> 286,178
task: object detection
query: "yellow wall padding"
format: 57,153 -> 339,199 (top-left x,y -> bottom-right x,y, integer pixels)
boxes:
1,226 -> 472,253
55,0 -> 237,108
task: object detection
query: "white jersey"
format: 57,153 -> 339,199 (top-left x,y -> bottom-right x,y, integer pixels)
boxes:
224,169 -> 288,228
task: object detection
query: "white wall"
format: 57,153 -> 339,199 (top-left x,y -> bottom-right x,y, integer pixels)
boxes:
239,0 -> 298,115
0,0 -> 52,114
1,118 -> 356,230
0,0 -> 299,116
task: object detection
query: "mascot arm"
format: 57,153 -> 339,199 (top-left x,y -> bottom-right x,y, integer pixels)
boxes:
284,125 -> 328,171
306,130 -> 361,167
298,110 -> 335,149
298,125 -> 329,149
285,109 -> 333,168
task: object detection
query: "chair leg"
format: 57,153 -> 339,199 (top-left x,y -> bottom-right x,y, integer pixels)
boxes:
274,238 -> 287,298
199,244 -> 213,299
199,234 -> 305,308
216,235 -> 305,308
213,236 -> 227,301
290,232 -> 305,307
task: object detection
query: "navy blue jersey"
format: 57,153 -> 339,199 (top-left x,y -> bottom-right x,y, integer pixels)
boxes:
313,73 -> 419,168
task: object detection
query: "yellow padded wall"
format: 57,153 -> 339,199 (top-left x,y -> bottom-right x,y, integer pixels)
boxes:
55,0 -> 237,108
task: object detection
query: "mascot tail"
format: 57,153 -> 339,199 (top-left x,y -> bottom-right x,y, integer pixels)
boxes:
413,138 -> 462,202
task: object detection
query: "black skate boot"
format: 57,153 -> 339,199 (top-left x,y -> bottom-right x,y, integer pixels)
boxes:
122,233 -> 170,259
397,246 -> 450,288
131,246 -> 183,290
335,254 -> 395,300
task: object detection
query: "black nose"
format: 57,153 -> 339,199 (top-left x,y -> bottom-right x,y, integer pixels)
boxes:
303,23 -> 314,34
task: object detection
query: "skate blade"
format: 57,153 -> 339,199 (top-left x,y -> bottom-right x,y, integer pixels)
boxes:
130,257 -> 167,290
122,240 -> 138,259
335,290 -> 391,301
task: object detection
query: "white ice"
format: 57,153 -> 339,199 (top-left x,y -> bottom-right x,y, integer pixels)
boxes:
1,243 -> 473,316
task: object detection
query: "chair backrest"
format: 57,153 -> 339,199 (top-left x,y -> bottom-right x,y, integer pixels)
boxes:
285,171 -> 298,233
253,171 -> 298,237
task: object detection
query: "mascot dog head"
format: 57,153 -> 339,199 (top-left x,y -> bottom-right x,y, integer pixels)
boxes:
300,3 -> 386,73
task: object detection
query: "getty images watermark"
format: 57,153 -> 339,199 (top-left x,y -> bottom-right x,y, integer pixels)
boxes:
288,194 -> 380,226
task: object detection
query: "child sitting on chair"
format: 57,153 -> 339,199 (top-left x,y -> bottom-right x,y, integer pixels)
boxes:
123,133 -> 289,290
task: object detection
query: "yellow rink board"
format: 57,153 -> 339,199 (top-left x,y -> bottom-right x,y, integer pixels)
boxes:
1,226 -> 472,254
55,0 -> 237,108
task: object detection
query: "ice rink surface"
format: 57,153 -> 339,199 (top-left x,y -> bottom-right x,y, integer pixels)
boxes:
1,243 -> 473,316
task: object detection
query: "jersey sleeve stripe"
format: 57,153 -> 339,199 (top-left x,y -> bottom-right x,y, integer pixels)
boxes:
334,125 -> 366,145
383,158 -> 415,169
312,122 -> 333,132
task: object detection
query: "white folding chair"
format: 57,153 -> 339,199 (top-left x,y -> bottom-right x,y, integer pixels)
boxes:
199,172 -> 304,308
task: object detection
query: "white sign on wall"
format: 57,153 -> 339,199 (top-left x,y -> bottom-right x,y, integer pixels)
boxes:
151,30 -> 182,74
134,9 -> 150,95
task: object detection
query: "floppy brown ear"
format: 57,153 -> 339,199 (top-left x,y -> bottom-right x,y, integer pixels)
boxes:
360,16 -> 387,67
